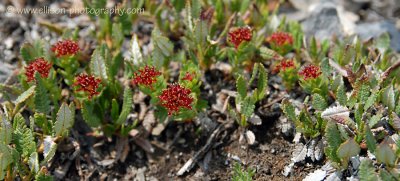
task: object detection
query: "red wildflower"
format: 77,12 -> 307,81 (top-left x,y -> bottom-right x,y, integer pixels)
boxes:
182,72 -> 194,81
51,40 -> 80,57
25,58 -> 52,82
228,27 -> 252,48
73,73 -> 102,99
268,32 -> 293,46
132,65 -> 162,87
273,59 -> 295,73
298,65 -> 322,80
159,83 -> 194,115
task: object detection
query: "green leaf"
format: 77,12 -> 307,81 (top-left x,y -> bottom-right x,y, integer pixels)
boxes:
14,86 -> 36,105
111,23 -> 124,48
364,124 -> 376,153
90,45 -> 109,82
282,99 -> 296,122
364,92 -> 377,111
20,40 -> 45,62
358,83 -> 370,103
312,93 -> 327,111
382,85 -> 395,111
14,123 -> 36,159
128,34 -> 143,65
0,144 -> 12,180
28,152 -> 39,173
359,159 -> 378,181
81,101 -> 101,127
336,83 -> 347,106
111,99 -> 120,121
151,27 -> 173,68
41,136 -> 57,165
375,33 -> 390,54
325,122 -> 342,163
376,141 -> 396,166
236,75 -> 247,98
259,47 -> 278,60
35,167 -> 54,181
240,97 -> 255,119
0,115 -> 12,145
379,169 -> 397,181
248,63 -> 259,86
34,74 -> 51,114
337,138 -> 360,160
256,64 -> 268,100
54,102 -> 74,137
116,88 -> 133,125
368,113 -> 382,128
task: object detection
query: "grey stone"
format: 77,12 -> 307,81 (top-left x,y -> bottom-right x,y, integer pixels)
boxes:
302,2 -> 344,40
355,21 -> 400,52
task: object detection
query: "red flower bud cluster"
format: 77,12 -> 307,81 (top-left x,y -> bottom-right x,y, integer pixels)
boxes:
268,32 -> 293,46
273,59 -> 295,73
159,83 -> 194,115
228,27 -> 252,48
51,40 -> 80,57
132,65 -> 162,87
73,74 -> 102,99
182,72 -> 194,81
298,65 -> 322,80
25,58 -> 52,82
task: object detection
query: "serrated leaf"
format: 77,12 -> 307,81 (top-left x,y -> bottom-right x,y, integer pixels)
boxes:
364,92 -> 377,111
358,84 -> 370,103
111,23 -> 123,47
34,74 -> 51,114
28,152 -> 39,173
116,88 -> 133,125
14,86 -> 36,105
236,75 -> 247,98
336,83 -> 347,106
376,141 -> 396,166
321,105 -> 350,121
337,138 -> 360,160
129,34 -> 143,65
282,99 -> 296,122
151,27 -> 173,68
256,64 -> 268,100
312,93 -> 327,111
364,124 -> 376,153
248,63 -> 259,85
259,47 -> 279,60
111,99 -> 119,121
90,46 -> 109,82
81,101 -> 101,127
14,125 -> 36,158
325,122 -> 342,163
359,159 -> 378,181
41,136 -> 56,164
0,115 -> 12,145
20,40 -> 45,62
54,102 -> 74,137
379,169 -> 396,181
240,97 -> 255,118
0,144 -> 12,180
382,85 -> 395,111
368,113 -> 382,128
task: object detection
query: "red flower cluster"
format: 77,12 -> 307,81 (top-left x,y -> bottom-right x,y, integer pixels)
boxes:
132,65 -> 162,87
228,27 -> 252,48
159,84 -> 194,115
25,58 -> 52,82
273,59 -> 295,73
73,74 -> 102,99
182,72 -> 194,81
51,40 -> 80,57
268,32 -> 293,46
298,65 -> 322,80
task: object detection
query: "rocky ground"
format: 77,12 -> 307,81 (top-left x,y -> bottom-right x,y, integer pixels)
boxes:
1,0 -> 399,180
